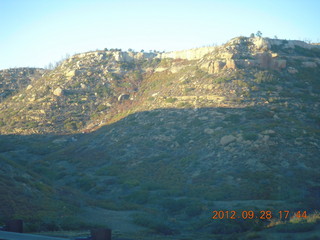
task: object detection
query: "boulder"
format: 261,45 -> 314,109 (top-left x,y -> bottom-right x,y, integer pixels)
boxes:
204,128 -> 214,134
220,135 -> 236,145
302,61 -> 317,68
118,94 -> 130,101
288,67 -> 298,74
66,70 -> 75,78
53,87 -> 64,96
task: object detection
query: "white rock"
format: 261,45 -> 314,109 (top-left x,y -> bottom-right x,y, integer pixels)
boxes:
53,87 -> 64,96
302,61 -> 317,68
204,128 -> 214,134
220,135 -> 236,145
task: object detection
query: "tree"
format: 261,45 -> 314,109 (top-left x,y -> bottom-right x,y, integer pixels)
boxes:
250,33 -> 255,38
256,31 -> 262,37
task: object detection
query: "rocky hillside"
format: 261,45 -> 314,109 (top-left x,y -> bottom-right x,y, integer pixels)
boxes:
0,37 -> 319,134
0,36 -> 320,239
0,68 -> 46,102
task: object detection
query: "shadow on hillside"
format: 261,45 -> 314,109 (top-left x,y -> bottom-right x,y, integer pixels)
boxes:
0,106 -> 319,235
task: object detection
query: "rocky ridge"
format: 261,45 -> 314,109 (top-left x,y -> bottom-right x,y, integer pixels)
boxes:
0,36 -> 319,134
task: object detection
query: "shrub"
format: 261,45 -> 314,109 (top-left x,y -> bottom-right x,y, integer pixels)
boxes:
254,71 -> 278,83
165,97 -> 178,103
78,176 -> 96,191
132,214 -> 177,235
213,76 -> 232,84
294,45 -> 320,58
25,121 -> 38,129
161,198 -> 188,213
64,120 -> 83,131
242,132 -> 258,141
97,105 -> 109,112
124,190 -> 149,204
177,102 -> 193,108
184,87 -> 195,93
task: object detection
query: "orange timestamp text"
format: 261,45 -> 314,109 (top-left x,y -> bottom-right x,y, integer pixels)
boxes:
212,210 -> 308,220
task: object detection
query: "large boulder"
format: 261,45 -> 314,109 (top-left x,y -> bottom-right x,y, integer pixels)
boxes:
53,87 -> 64,96
220,135 -> 236,146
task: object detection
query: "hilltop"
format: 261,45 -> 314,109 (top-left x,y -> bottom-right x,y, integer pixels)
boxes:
0,36 -> 319,239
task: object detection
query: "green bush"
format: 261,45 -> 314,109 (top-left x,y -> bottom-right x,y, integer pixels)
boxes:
78,176 -> 96,191
177,102 -> 193,108
64,120 -> 83,131
97,105 -> 109,112
165,97 -> 178,103
184,87 -> 195,93
254,71 -> 278,83
25,121 -> 38,129
242,132 -> 258,141
213,76 -> 232,84
96,85 -> 112,97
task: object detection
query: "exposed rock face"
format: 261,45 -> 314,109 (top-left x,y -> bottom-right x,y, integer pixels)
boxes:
158,46 -> 217,60
157,37 -> 319,73
213,61 -> 225,73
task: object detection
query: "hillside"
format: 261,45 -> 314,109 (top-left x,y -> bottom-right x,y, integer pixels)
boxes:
0,36 -> 320,239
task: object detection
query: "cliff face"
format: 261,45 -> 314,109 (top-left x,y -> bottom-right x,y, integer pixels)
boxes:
157,37 -> 320,74
158,46 -> 217,60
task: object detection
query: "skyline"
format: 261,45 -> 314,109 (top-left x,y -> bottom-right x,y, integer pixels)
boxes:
1,0 -> 320,70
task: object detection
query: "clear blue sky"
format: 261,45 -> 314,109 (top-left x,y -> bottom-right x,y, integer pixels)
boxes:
1,0 -> 319,70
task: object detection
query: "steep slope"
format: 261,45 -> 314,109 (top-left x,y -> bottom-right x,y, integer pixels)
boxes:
0,36 -> 319,239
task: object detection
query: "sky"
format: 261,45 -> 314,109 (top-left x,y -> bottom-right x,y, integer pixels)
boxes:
0,0 -> 319,70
